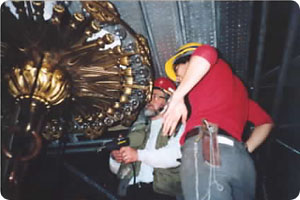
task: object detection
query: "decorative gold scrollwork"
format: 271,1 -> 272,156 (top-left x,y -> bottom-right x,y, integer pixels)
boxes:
2,1 -> 153,141
7,53 -> 70,108
82,1 -> 120,24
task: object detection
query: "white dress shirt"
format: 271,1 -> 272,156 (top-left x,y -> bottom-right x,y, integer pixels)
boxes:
109,118 -> 184,185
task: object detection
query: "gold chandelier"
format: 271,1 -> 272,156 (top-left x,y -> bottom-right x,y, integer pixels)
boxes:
2,1 -> 153,142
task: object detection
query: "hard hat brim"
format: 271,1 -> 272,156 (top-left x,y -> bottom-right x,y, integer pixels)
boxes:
165,47 -> 198,81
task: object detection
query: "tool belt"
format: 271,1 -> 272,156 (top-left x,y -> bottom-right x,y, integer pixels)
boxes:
185,120 -> 221,166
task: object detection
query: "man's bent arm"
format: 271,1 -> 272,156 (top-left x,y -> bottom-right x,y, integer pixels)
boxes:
163,56 -> 210,135
245,123 -> 273,153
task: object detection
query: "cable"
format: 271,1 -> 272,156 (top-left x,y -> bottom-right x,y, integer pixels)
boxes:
132,162 -> 136,185
276,139 -> 300,155
194,141 -> 200,200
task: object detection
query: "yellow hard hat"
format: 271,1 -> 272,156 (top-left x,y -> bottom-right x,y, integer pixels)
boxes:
165,42 -> 202,81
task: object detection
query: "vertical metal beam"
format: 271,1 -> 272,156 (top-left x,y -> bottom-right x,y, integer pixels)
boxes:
177,1 -> 187,45
139,1 -> 162,77
215,1 -> 221,48
252,2 -> 269,101
272,5 -> 299,122
211,0 -> 217,47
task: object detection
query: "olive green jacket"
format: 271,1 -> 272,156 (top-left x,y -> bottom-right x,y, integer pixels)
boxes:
117,116 -> 182,196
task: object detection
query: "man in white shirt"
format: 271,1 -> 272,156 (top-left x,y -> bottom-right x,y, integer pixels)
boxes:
109,77 -> 184,200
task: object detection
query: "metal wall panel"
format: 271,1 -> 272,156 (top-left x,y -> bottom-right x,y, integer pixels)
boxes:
113,1 -> 148,37
216,1 -> 253,81
139,1 -> 182,77
180,1 -> 217,46
112,1 -> 253,80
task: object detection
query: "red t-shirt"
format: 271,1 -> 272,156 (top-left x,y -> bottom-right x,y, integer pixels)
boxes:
180,45 -> 273,145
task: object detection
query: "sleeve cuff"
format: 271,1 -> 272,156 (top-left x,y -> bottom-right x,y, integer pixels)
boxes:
109,156 -> 121,174
137,149 -> 146,162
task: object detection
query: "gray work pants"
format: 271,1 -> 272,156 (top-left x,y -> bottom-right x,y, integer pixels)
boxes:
180,135 -> 256,200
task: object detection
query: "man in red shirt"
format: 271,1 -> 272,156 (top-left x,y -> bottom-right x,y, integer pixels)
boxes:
163,43 -> 273,200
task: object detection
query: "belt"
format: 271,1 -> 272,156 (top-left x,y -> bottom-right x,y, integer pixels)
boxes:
185,127 -> 234,146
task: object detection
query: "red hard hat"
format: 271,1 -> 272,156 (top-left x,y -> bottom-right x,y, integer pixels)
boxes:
153,77 -> 176,95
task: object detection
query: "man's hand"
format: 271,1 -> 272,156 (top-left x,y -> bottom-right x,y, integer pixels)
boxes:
120,146 -> 138,164
162,96 -> 187,136
111,150 -> 123,163
245,123 -> 273,153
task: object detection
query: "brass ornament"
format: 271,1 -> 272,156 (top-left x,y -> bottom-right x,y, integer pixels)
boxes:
7,55 -> 70,107
82,1 -> 120,24
2,1 -> 153,143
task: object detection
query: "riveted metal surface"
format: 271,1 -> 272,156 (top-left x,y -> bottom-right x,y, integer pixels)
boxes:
112,1 -> 148,37
140,1 -> 182,77
216,1 -> 253,81
180,1 -> 217,47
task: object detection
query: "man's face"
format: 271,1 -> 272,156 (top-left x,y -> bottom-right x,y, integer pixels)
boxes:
175,62 -> 189,83
144,89 -> 167,117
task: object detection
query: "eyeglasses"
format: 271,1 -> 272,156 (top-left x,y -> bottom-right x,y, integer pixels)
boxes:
152,93 -> 166,100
